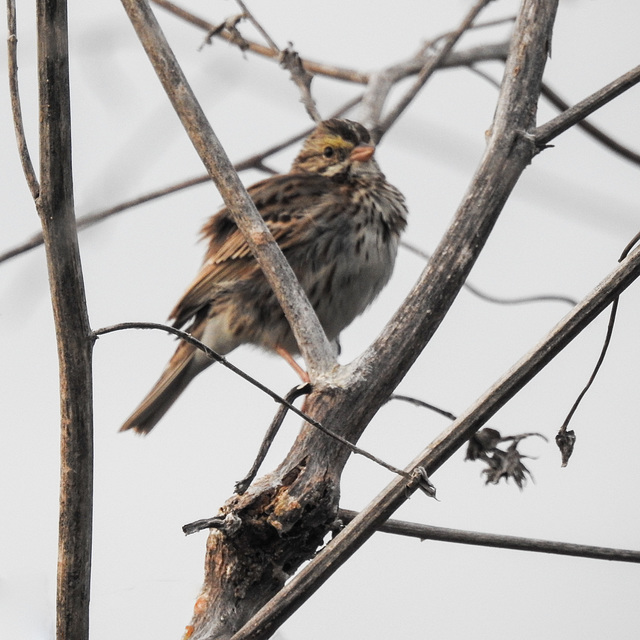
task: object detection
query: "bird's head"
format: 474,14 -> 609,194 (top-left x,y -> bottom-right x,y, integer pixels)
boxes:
291,118 -> 378,178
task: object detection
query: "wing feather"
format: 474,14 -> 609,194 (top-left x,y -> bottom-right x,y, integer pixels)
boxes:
170,173 -> 343,328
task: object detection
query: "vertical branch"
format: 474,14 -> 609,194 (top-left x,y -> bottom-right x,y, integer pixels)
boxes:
36,1 -> 94,639
7,0 -> 39,198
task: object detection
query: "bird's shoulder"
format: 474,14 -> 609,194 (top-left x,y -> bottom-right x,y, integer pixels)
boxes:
169,173 -> 345,326
201,172 -> 348,262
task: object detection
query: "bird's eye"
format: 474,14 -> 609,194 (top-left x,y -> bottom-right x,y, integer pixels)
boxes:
323,146 -> 334,158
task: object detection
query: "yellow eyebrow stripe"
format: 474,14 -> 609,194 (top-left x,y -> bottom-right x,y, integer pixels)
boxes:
322,135 -> 353,150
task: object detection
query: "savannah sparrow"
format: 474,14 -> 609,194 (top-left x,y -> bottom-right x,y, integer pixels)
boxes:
121,118 -> 408,433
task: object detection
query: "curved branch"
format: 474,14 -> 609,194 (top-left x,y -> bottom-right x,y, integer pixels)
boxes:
95,321 -> 410,481
7,0 -> 39,198
401,240 -> 578,307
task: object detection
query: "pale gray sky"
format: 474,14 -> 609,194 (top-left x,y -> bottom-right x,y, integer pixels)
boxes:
2,1 -> 639,638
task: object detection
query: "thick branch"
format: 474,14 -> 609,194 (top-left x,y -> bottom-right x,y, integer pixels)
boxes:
35,1 -> 94,639
188,2 -> 561,639
119,0 -> 336,379
231,230 -> 640,640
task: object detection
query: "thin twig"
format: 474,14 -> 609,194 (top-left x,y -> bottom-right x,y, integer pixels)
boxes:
338,509 -> 640,564
234,0 -> 278,52
0,175 -> 209,264
151,0 -> 511,88
375,0 -> 493,140
151,0 -> 370,83
556,231 -> 640,465
235,384 -> 312,495
402,240 -> 578,307
94,321 -> 414,481
7,0 -> 39,198
389,394 -> 457,422
0,94 -> 363,266
535,65 -> 640,147
238,0 -> 321,122
234,0 -> 321,121
279,46 -> 322,122
471,65 -> 640,168
540,83 -> 640,167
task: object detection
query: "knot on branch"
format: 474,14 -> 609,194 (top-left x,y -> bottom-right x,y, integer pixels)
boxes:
280,44 -> 321,122
183,462 -> 340,634
201,13 -> 249,51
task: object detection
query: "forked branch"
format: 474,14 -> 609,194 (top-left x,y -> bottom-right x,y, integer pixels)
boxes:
179,2 -> 564,639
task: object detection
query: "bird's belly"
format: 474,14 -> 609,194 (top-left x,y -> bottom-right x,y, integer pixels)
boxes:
308,233 -> 398,343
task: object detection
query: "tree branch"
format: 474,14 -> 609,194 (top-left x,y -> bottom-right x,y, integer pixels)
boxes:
119,0 -> 336,379
401,240 -> 578,307
234,0 -> 322,122
372,0 -> 493,141
338,510 -> 640,564
35,1 -> 94,639
231,234 -> 640,640
7,0 -> 39,198
535,65 -> 640,147
151,0 -> 510,87
94,322 -> 412,484
183,2 -> 563,639
539,82 -> 640,167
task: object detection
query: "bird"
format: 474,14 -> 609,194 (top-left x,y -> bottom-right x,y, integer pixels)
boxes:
120,118 -> 408,434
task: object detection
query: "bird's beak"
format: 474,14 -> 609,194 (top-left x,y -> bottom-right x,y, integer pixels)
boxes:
349,145 -> 375,163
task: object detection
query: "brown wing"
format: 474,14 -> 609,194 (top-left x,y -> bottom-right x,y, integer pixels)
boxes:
169,173 -> 339,328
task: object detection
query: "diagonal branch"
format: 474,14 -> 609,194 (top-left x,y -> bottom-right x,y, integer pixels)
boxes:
539,82 -> 640,166
535,65 -> 640,147
373,0 -> 493,140
119,0 -> 336,379
231,236 -> 640,640
225,2 -> 562,638
95,321 -> 415,483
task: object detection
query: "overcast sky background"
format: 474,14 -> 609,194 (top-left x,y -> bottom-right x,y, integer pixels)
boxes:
1,1 -> 639,638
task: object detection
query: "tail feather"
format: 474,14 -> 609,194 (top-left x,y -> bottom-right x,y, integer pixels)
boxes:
120,344 -> 210,434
